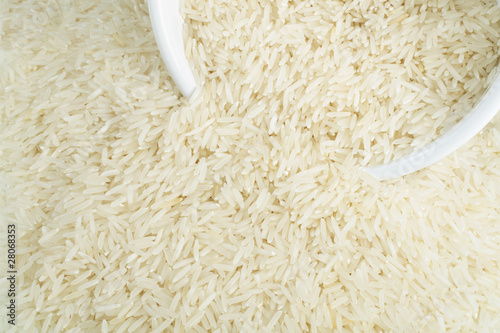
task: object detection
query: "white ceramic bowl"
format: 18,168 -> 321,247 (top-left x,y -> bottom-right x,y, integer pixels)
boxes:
148,0 -> 500,180
148,0 -> 197,98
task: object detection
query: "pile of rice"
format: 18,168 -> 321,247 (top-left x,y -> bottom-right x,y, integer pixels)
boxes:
1,0 -> 500,331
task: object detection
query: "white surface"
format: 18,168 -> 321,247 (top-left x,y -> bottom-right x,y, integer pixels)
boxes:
149,0 -> 197,98
364,70 -> 500,181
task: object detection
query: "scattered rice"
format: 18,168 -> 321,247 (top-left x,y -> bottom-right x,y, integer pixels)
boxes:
1,0 -> 500,331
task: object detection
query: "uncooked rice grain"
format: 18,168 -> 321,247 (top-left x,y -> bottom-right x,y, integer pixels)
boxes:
1,0 -> 500,331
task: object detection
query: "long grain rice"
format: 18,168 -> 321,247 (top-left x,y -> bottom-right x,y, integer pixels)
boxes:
1,0 -> 500,331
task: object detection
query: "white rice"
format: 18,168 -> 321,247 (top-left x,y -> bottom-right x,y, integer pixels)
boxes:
1,0 -> 500,331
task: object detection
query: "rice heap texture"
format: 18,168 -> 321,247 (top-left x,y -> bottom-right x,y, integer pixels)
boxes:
1,0 -> 500,331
